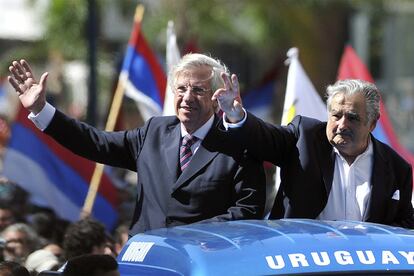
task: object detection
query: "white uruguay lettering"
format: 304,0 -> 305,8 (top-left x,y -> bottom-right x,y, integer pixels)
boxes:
356,250 -> 375,264
288,253 -> 309,268
310,252 -> 330,266
399,251 -> 414,264
266,250 -> 414,270
265,255 -> 285,269
121,241 -> 154,262
382,251 -> 399,264
334,251 -> 354,265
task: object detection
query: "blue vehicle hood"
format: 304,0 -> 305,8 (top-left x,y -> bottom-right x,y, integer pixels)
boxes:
118,219 -> 414,275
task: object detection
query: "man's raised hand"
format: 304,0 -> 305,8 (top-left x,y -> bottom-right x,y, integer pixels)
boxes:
212,73 -> 244,123
8,59 -> 48,115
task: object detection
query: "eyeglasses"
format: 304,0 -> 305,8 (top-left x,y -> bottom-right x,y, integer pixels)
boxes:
174,84 -> 212,97
5,238 -> 25,245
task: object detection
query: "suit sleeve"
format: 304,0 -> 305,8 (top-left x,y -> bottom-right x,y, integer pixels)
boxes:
200,153 -> 267,222
226,112 -> 298,166
44,109 -> 146,171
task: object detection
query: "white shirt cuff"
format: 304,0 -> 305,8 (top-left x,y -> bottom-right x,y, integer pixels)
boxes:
28,102 -> 56,131
222,108 -> 247,130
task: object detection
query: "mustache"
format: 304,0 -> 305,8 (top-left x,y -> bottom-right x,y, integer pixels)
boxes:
335,130 -> 352,136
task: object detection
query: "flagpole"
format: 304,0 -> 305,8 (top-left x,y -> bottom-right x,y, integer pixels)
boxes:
81,5 -> 145,218
163,20 -> 180,116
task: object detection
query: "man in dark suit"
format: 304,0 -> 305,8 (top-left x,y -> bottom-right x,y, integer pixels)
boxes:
8,54 -> 266,235
213,76 -> 414,228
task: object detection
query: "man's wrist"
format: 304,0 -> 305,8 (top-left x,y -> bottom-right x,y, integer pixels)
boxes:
224,105 -> 245,123
28,102 -> 56,131
223,108 -> 247,130
225,110 -> 244,123
30,101 -> 46,116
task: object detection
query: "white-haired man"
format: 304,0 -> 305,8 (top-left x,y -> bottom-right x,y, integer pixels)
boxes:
214,77 -> 414,228
8,54 -> 266,236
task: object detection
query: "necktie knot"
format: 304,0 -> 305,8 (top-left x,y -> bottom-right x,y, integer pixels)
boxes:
180,135 -> 198,171
182,134 -> 197,148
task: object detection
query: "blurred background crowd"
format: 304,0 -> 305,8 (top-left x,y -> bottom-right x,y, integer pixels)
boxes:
0,177 -> 127,275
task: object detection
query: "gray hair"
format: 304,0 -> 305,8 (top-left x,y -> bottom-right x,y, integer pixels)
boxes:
170,53 -> 230,93
1,223 -> 41,252
326,79 -> 380,124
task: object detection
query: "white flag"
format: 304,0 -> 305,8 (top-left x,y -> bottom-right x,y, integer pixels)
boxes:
281,47 -> 326,125
163,20 -> 181,116
273,48 -> 327,217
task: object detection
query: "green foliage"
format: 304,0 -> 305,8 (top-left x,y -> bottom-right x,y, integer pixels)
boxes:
44,0 -> 89,60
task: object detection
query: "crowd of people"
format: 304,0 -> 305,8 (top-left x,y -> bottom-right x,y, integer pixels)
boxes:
0,177 -> 124,275
0,52 -> 412,274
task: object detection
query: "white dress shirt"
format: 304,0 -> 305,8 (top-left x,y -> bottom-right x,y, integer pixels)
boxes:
223,109 -> 374,221
28,102 -> 56,130
318,141 -> 373,221
180,115 -> 214,154
222,108 -> 247,130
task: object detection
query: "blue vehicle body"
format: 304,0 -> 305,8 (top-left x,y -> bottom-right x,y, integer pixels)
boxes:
117,219 -> 414,275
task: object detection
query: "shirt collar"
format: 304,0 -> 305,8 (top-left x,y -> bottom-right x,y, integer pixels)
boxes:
180,115 -> 214,140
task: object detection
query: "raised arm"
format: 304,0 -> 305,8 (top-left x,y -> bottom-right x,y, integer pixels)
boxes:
8,59 -> 48,115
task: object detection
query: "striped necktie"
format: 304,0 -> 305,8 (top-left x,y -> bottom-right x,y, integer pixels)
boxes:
180,134 -> 198,171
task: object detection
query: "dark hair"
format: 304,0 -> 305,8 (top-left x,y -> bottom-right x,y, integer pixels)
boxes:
0,178 -> 28,206
0,202 -> 14,211
0,178 -> 29,222
29,208 -> 57,241
0,261 -> 30,276
62,218 -> 107,259
63,254 -> 118,276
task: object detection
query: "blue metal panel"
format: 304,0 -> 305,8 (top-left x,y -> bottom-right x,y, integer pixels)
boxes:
118,219 -> 414,275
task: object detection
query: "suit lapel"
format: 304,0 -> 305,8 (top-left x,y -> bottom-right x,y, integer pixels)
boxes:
363,137 -> 392,221
315,123 -> 335,196
171,117 -> 220,193
163,121 -> 182,181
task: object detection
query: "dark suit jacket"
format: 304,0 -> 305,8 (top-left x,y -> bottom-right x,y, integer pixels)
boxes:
231,113 -> 414,228
45,111 -> 266,235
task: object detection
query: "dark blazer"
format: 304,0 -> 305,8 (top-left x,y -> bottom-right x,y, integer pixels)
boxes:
232,113 -> 414,228
45,111 -> 266,235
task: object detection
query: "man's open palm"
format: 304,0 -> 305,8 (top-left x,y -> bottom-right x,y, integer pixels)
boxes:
8,59 -> 48,114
